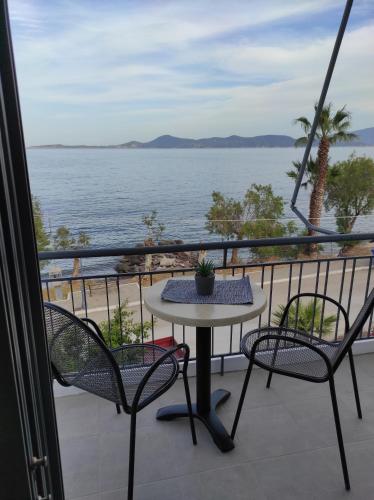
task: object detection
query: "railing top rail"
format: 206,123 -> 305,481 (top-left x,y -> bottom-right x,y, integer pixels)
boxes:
41,252 -> 373,283
39,232 -> 374,261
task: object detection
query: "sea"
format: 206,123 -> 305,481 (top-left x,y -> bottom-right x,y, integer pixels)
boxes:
27,146 -> 374,275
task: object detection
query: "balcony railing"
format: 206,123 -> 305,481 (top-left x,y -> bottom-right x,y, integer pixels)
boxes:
40,233 -> 374,370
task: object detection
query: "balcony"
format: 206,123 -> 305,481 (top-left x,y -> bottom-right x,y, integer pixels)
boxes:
43,235 -> 374,499
55,352 -> 374,500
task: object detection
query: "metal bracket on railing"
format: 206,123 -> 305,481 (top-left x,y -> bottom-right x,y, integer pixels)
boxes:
290,0 -> 353,235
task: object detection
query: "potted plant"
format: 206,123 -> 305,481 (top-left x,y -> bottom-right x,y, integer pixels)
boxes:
195,259 -> 215,295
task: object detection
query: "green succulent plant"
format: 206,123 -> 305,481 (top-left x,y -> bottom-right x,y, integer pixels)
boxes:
196,259 -> 215,277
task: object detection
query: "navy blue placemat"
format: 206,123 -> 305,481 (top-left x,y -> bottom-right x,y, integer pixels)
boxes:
161,276 -> 253,304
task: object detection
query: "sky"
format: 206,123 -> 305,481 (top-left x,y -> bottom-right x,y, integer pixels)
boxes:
8,0 -> 374,146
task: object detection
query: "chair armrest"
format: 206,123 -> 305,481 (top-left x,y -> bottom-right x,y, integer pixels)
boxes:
81,317 -> 105,343
132,343 -> 190,410
280,292 -> 349,333
251,334 -> 333,374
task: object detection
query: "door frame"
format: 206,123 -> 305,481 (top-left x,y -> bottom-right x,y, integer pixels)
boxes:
0,2 -> 64,498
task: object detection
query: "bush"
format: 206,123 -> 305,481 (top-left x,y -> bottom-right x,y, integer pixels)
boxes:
100,300 -> 152,348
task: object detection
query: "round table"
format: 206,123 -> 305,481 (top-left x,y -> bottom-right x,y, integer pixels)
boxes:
143,276 -> 267,452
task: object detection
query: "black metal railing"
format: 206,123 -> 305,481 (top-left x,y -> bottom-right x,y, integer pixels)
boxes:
40,233 -> 374,367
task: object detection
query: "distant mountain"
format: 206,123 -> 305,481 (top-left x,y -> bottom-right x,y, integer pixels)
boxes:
29,127 -> 374,149
29,134 -> 296,149
120,134 -> 296,148
350,127 -> 374,146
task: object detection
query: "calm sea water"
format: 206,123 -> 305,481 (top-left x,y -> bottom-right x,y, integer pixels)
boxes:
27,147 -> 374,274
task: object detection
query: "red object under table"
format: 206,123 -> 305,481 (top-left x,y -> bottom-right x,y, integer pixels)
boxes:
145,336 -> 185,359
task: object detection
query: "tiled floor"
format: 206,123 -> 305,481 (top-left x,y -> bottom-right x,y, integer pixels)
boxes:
56,353 -> 374,500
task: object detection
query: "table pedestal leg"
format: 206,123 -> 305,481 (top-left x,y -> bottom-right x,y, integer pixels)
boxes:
156,326 -> 234,452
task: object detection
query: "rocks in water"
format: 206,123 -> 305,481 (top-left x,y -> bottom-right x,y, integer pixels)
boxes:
115,240 -> 198,273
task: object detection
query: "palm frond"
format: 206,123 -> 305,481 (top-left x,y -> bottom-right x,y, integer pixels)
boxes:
333,106 -> 350,127
294,117 -> 311,136
294,136 -> 308,147
330,131 -> 357,144
286,169 -> 298,181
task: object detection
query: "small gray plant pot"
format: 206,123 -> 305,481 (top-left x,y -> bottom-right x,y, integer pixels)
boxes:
195,273 -> 215,296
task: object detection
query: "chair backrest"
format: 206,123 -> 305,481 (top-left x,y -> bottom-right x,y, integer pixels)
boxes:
44,302 -> 126,407
334,288 -> 374,368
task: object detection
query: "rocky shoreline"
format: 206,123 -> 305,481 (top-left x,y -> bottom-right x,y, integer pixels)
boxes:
115,239 -> 199,273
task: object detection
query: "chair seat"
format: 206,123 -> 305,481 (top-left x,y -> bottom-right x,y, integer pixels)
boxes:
241,327 -> 340,381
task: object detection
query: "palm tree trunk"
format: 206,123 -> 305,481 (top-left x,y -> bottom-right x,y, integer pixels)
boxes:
73,257 -> 80,277
230,236 -> 242,264
308,137 -> 330,257
231,247 -> 239,265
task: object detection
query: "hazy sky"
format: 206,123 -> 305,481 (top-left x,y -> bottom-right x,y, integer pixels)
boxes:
9,0 -> 374,146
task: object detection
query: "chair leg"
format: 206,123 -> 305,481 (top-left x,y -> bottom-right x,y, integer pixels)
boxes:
266,371 -> 273,389
231,359 -> 253,439
266,337 -> 281,389
348,348 -> 362,419
128,412 -> 137,500
183,372 -> 197,445
329,376 -> 350,491
116,403 -> 121,414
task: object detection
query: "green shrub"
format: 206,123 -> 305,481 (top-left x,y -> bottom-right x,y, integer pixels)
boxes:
272,299 -> 336,337
100,300 -> 152,348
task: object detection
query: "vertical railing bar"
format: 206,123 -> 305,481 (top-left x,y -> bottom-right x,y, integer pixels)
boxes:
171,271 -> 175,339
82,278 -> 88,317
228,266 -> 235,352
46,281 -> 51,302
138,274 -> 144,343
366,256 -> 374,336
311,261 -> 320,338
361,255 -> 373,338
265,265 -> 275,350
335,259 -> 347,341
258,265 -> 265,331
287,263 -> 293,302
116,276 -> 123,345
149,274 -> 155,341
294,262 -> 304,329
239,263 -> 245,347
320,260 -> 330,336
346,258 -> 356,317
212,326 -> 215,356
104,277 -> 111,347
267,265 -> 274,326
284,263 -> 293,329
182,262 -> 186,341
223,248 -> 228,268
70,279 -> 76,314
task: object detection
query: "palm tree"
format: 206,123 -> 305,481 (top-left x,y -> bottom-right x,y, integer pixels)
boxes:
287,157 -> 318,190
273,299 -> 337,338
294,103 -> 357,256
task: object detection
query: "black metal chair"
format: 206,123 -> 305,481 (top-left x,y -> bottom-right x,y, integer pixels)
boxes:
231,289 -> 374,491
44,302 -> 197,500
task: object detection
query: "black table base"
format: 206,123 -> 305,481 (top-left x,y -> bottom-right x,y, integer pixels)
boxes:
156,326 -> 235,453
157,388 -> 234,452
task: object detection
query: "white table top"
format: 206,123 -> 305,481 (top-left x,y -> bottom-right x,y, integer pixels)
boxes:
143,276 -> 267,327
